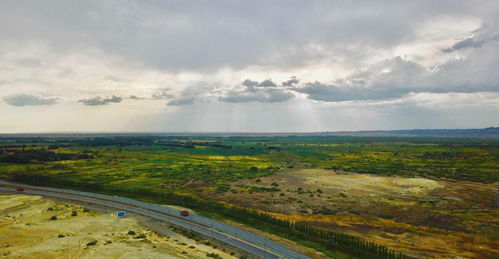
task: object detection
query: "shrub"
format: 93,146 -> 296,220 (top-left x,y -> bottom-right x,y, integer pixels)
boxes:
135,234 -> 146,239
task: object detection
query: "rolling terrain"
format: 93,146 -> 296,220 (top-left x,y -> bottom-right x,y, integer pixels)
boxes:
0,133 -> 498,258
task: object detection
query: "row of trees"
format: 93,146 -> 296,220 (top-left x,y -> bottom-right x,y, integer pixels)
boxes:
1,150 -> 92,164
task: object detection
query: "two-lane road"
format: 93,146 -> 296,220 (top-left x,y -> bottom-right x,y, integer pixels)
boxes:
0,181 -> 311,259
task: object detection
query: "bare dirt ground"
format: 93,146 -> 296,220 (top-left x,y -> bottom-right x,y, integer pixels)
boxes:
219,169 -> 499,258
0,194 -> 239,259
294,169 -> 443,196
221,169 -> 448,215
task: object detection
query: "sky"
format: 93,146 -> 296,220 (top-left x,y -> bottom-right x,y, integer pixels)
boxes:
0,0 -> 498,133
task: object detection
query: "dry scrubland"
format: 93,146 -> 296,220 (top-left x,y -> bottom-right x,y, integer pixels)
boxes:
0,194 -> 238,259
221,169 -> 499,258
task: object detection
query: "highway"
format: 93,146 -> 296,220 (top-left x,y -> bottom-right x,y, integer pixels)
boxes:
0,180 -> 311,259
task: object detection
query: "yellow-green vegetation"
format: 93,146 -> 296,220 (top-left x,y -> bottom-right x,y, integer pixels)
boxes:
223,169 -> 498,258
0,135 -> 498,258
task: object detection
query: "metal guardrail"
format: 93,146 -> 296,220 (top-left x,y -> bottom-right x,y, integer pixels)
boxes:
0,181 -> 311,259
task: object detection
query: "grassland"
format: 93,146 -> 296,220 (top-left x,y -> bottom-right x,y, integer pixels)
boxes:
0,135 -> 498,258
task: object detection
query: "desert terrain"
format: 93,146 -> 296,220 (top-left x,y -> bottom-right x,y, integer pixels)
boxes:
0,194 -> 241,259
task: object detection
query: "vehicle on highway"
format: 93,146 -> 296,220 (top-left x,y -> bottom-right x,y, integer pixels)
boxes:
180,210 -> 189,216
16,187 -> 24,192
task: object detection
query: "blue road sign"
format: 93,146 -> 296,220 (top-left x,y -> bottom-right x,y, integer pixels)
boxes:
117,211 -> 126,217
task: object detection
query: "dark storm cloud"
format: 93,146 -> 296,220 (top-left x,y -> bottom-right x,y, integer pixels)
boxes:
292,81 -> 401,102
443,27 -> 499,53
258,79 -> 277,87
242,79 -> 259,87
282,76 -> 299,87
242,79 -> 277,88
218,78 -> 294,103
3,94 -> 59,106
220,82 -> 294,103
78,95 -> 122,106
167,97 -> 195,106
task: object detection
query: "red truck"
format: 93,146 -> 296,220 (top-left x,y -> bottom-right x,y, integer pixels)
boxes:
16,187 -> 24,192
180,210 -> 189,216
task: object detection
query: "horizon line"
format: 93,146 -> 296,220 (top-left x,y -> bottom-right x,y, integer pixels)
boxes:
0,126 -> 497,135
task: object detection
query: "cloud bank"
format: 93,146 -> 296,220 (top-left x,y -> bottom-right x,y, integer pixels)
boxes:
78,95 -> 122,106
3,94 -> 59,107
0,1 -> 498,132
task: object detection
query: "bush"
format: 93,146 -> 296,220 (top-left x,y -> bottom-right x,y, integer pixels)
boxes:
135,234 -> 146,239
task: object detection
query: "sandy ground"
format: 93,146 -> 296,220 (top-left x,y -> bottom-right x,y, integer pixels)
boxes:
0,194 -> 238,259
293,169 -> 443,196
223,169 -> 446,215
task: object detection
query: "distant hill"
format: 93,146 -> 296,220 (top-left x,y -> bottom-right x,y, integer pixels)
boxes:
322,127 -> 499,138
1,127 -> 498,138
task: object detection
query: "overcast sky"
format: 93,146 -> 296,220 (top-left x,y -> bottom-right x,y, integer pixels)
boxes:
1,1 -> 498,133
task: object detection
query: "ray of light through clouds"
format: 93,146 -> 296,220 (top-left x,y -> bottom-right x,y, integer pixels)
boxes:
0,0 -> 498,132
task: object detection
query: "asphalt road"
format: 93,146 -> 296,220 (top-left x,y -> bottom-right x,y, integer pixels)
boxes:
0,181 -> 312,259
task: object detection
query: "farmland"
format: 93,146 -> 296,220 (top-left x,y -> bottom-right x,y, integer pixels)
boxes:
0,135 -> 498,258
